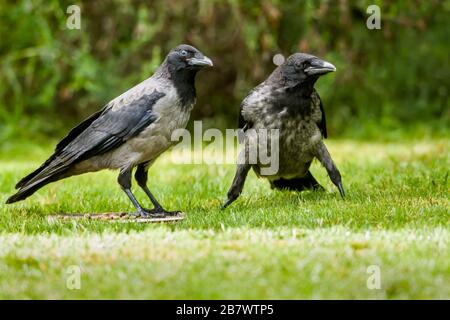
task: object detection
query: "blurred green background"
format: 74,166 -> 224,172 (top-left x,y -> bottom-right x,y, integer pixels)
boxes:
0,0 -> 448,143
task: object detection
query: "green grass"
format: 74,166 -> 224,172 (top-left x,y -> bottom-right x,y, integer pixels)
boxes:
0,139 -> 449,299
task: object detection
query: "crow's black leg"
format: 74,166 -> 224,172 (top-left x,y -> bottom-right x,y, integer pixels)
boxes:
316,142 -> 345,198
135,164 -> 180,216
118,167 -> 148,216
135,164 -> 163,209
222,162 -> 251,209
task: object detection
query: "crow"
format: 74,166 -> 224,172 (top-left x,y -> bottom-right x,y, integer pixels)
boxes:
222,53 -> 344,208
6,44 -> 213,217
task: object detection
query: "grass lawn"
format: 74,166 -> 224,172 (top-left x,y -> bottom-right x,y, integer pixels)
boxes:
0,139 -> 448,299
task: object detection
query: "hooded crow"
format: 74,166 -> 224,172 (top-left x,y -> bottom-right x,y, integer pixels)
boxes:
222,53 -> 344,208
6,44 -> 213,217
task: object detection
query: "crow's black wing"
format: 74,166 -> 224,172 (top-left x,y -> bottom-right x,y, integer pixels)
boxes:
51,89 -> 165,170
18,89 -> 166,187
312,89 -> 327,138
55,107 -> 108,153
15,107 -> 108,189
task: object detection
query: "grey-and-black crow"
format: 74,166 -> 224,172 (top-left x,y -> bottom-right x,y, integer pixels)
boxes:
6,44 -> 213,217
222,53 -> 344,208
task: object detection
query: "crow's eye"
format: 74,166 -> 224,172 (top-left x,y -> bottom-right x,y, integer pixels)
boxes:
180,50 -> 188,57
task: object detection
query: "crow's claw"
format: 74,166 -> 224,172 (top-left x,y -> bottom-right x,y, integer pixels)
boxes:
139,208 -> 181,218
337,182 -> 345,199
221,199 -> 234,210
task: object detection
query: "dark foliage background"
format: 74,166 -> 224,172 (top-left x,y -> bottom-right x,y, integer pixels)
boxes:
0,0 -> 448,141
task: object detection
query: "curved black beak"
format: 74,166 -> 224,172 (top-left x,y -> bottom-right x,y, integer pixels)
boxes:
188,54 -> 213,67
305,59 -> 336,76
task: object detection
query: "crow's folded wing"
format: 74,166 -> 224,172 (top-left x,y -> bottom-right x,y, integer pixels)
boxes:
15,107 -> 108,189
18,89 -> 166,188
55,89 -> 165,167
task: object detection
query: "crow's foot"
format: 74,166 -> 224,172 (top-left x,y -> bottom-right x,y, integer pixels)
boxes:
137,208 -> 181,218
337,182 -> 345,199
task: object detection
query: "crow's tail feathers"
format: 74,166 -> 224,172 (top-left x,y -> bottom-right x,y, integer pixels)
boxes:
6,176 -> 56,204
6,155 -> 69,204
14,155 -> 58,190
270,171 -> 324,192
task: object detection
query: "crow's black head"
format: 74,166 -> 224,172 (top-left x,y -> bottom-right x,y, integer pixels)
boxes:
276,53 -> 336,86
166,44 -> 213,71
161,44 -> 212,106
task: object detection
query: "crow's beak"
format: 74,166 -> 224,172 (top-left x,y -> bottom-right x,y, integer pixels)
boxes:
305,59 -> 336,76
188,55 -> 213,67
